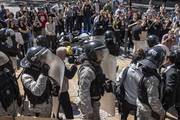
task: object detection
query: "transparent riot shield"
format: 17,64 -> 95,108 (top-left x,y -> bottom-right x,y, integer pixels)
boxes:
44,50 -> 65,118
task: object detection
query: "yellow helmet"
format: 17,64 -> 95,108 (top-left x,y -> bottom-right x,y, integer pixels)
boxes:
66,46 -> 73,56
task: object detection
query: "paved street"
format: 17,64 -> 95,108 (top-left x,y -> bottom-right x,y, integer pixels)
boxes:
15,57 -> 178,120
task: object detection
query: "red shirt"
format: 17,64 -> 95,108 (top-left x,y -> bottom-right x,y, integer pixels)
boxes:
38,12 -> 47,28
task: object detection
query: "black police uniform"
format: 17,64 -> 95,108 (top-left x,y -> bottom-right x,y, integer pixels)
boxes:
0,51 -> 21,115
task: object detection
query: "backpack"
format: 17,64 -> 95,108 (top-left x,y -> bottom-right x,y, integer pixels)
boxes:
78,60 -> 106,101
115,63 -> 143,103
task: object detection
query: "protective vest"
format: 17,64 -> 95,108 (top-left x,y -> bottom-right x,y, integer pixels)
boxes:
23,67 -> 52,106
138,66 -> 162,119
79,60 -> 106,101
0,62 -> 20,111
138,67 -> 162,105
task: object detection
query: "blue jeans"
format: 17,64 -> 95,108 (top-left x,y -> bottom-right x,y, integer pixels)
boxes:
84,17 -> 91,32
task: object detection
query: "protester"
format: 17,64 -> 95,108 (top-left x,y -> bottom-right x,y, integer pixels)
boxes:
45,14 -> 56,50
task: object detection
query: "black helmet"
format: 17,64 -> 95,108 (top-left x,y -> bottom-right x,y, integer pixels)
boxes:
104,30 -> 119,56
169,47 -> 180,69
82,40 -> 106,61
0,28 -> 15,42
147,35 -> 159,48
20,46 -> 49,68
104,30 -> 115,46
104,30 -> 114,42
140,45 -> 166,69
36,35 -> 49,48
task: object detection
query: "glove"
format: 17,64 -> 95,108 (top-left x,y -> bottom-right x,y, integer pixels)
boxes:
52,84 -> 60,96
50,78 -> 60,96
104,80 -> 115,93
40,63 -> 50,76
68,56 -> 76,64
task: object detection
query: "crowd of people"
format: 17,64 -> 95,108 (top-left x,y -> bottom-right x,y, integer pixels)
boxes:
0,0 -> 180,120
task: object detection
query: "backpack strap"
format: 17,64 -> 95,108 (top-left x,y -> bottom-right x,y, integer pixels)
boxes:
115,66 -> 130,102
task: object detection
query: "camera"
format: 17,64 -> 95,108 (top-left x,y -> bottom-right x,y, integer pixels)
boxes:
68,56 -> 81,65
67,46 -> 83,65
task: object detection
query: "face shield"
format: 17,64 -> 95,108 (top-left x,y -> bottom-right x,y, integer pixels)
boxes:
95,48 -> 107,63
0,52 -> 9,66
155,44 -> 170,66
43,50 -> 65,89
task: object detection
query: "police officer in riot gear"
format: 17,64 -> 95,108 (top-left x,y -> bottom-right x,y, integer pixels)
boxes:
77,40 -> 108,120
162,47 -> 180,119
0,51 -> 21,116
100,30 -> 119,116
146,35 -> 160,48
20,46 -> 59,117
0,28 -> 18,57
104,30 -> 119,56
137,45 -> 166,120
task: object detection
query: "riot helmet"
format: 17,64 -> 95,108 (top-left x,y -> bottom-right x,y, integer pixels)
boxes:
139,45 -> 167,69
104,30 -> 119,56
104,30 -> 115,46
0,28 -> 15,42
20,46 -> 49,68
82,40 -> 106,62
147,35 -> 159,48
105,30 -> 114,41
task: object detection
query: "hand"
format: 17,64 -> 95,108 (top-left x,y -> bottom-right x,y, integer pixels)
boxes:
41,63 -> 50,76
104,80 -> 114,93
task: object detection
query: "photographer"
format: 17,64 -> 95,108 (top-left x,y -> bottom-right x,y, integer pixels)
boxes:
147,15 -> 163,39
162,30 -> 176,49
20,46 -> 60,117
5,12 -> 17,29
93,10 -> 107,36
56,47 -> 77,119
